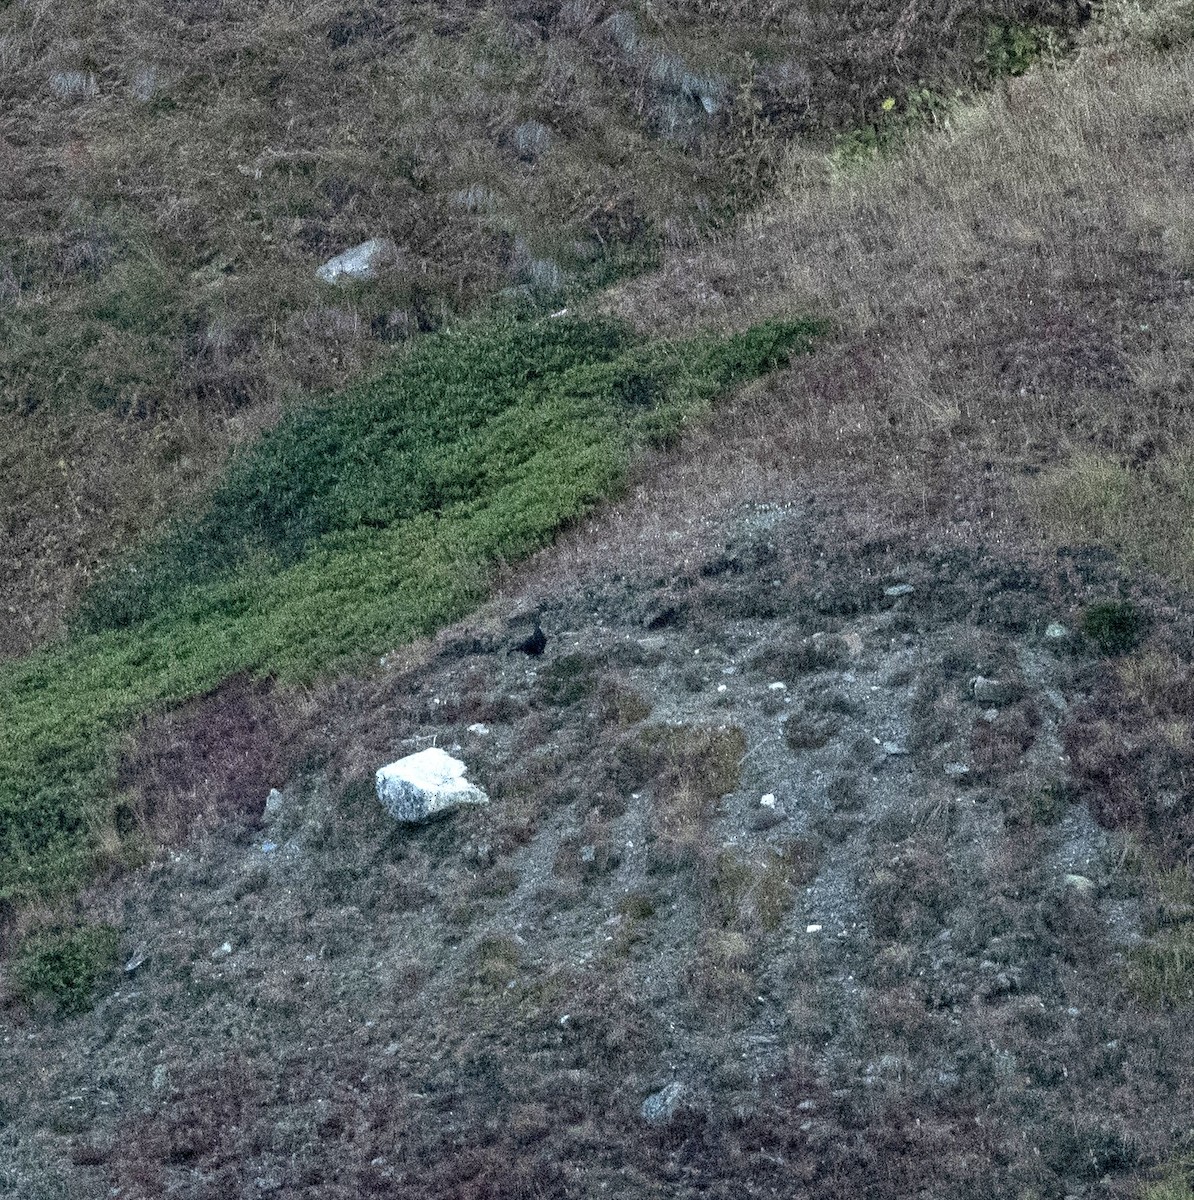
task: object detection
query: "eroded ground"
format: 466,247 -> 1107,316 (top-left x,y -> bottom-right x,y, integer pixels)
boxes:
4,490 -> 1193,1199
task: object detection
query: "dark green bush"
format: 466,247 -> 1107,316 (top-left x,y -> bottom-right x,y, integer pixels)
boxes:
13,923 -> 120,1016
1081,600 -> 1146,655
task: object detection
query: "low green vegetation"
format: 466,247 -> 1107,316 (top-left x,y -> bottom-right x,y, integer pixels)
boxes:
0,314 -> 821,909
829,82 -> 965,173
1082,600 -> 1147,656
12,923 -> 120,1016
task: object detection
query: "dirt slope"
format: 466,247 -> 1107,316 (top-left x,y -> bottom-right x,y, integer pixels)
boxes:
4,478 -> 1192,1199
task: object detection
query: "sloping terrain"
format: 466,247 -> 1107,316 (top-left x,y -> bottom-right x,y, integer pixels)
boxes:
7,1 -> 1194,1197
4,489 -> 1194,1198
0,0 -> 1088,654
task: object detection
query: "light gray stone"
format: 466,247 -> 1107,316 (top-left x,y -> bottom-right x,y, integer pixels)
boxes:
513,120 -> 552,158
130,64 -> 161,101
884,583 -> 914,597
641,1081 -> 688,1124
49,70 -> 97,99
375,747 -> 489,824
970,675 -> 1010,704
316,237 -> 401,284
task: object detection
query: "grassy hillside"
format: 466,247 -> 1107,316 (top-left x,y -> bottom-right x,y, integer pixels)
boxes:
604,0 -> 1194,586
0,0 -> 1091,655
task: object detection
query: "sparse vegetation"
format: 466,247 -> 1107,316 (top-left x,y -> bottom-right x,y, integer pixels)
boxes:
1082,599 -> 1148,656
642,723 -> 747,869
0,315 -> 817,908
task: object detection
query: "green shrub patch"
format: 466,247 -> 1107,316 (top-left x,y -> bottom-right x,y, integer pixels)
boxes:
0,313 -> 822,906
13,923 -> 120,1016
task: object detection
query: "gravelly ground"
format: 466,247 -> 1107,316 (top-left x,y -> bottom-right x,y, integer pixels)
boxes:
3,490 -> 1193,1200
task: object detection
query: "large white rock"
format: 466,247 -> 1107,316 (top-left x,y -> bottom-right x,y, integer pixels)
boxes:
316,237 -> 400,284
375,747 -> 489,824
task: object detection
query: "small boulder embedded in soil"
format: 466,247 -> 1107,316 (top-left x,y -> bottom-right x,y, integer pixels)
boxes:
640,1081 -> 689,1124
375,747 -> 489,823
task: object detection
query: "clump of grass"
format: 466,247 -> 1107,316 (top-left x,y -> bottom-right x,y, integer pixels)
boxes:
1035,452 -> 1194,591
617,891 -> 657,921
538,654 -> 600,708
599,680 -> 653,725
643,723 -> 747,870
1082,599 -> 1147,656
1141,1156 -> 1194,1200
470,934 -> 525,993
1126,865 -> 1194,1008
0,315 -> 819,908
756,837 -> 824,931
1127,926 -> 1194,1008
12,923 -> 120,1016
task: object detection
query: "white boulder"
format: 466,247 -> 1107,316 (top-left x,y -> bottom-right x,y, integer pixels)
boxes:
316,237 -> 400,284
375,747 -> 489,824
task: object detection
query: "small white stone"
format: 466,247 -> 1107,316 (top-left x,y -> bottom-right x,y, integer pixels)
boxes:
884,583 -> 914,597
212,942 -> 232,958
467,722 -> 490,735
806,924 -> 823,934
1045,622 -> 1069,639
316,237 -> 401,283
759,793 -> 777,808
768,681 -> 787,691
717,684 -> 727,693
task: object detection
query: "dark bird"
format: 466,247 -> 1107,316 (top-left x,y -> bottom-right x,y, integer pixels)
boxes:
512,620 -> 547,657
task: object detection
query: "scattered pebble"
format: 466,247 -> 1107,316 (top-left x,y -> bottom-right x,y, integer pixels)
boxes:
884,583 -> 914,597
759,793 -> 776,808
467,722 -> 490,735
769,681 -> 787,691
806,924 -> 823,934
212,942 -> 232,958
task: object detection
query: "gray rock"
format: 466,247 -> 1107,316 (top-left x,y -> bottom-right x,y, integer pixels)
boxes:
130,64 -> 160,101
513,120 -> 552,158
49,70 -> 97,99
1063,873 -> 1096,896
375,747 -> 489,824
884,583 -> 914,597
264,788 -> 285,821
1045,622 -> 1069,639
970,675 -> 1009,704
451,184 -> 499,213
605,10 -> 639,53
316,237 -> 401,284
640,1081 -> 688,1124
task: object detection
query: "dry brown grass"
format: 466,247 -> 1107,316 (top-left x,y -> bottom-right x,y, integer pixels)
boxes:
596,26 -> 1194,582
